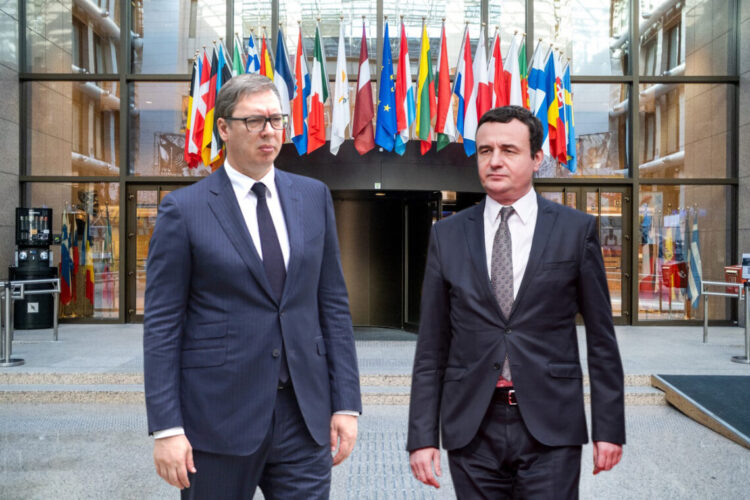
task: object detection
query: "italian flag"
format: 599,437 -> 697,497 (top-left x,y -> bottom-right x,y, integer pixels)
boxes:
308,24 -> 328,153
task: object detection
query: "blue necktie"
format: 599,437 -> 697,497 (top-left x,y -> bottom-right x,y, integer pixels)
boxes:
251,182 -> 289,383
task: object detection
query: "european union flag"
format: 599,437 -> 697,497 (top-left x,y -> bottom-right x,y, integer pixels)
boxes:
375,22 -> 397,151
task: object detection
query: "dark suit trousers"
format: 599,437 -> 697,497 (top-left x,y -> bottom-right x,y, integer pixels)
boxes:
181,385 -> 331,500
448,396 -> 582,500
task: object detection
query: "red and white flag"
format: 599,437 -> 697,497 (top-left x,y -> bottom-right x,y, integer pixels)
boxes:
473,26 -> 491,122
352,22 -> 375,155
488,29 -> 508,108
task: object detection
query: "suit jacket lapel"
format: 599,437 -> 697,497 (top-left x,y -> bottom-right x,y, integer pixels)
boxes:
274,169 -> 303,306
465,199 -> 508,321
206,167 -> 276,302
510,195 -> 559,317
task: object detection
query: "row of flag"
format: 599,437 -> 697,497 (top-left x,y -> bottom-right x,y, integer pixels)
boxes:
183,22 -> 578,172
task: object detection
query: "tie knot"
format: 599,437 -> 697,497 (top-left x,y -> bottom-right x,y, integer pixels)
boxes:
499,206 -> 514,223
251,182 -> 267,199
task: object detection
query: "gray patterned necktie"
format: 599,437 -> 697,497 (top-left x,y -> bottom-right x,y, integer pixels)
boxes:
491,206 -> 514,384
491,206 -> 515,318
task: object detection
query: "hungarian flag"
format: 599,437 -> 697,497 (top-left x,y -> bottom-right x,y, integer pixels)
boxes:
291,30 -> 310,155
352,22 -> 375,155
246,31 -> 261,74
183,56 -> 202,167
415,23 -> 436,155
260,32 -> 274,79
330,22 -> 349,155
308,23 -> 328,153
453,25 -> 473,156
435,21 -> 456,152
488,29 -> 508,108
394,21 -> 415,156
274,28 -> 294,142
201,46 -> 219,167
232,34 -> 246,76
191,49 -> 210,167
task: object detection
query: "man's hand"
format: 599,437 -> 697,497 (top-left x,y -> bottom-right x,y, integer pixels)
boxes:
153,434 -> 196,489
330,414 -> 358,465
593,441 -> 622,475
409,447 -> 442,489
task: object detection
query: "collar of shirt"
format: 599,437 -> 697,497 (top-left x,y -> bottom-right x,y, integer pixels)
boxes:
224,161 -> 279,202
484,187 -> 538,227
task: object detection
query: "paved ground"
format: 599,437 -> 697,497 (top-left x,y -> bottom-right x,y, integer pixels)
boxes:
0,324 -> 749,498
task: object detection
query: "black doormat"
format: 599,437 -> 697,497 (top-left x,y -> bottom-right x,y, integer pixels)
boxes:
652,375 -> 750,449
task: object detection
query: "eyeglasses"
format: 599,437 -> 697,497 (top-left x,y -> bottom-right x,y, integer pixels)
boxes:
224,114 -> 288,132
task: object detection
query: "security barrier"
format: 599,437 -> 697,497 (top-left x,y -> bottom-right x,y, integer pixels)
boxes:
701,280 -> 749,364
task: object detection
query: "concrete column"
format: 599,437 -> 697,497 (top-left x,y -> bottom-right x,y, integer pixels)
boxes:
0,1 -> 19,277
740,0 -> 750,260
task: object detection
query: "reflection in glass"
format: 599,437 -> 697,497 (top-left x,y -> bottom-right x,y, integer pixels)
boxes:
132,0 -> 226,74
638,185 -> 731,321
638,84 -> 730,178
26,0 -> 121,73
533,0 -> 628,76
129,82 -> 210,177
28,81 -> 120,176
639,0 -> 731,76
536,84 -> 628,178
29,182 -> 120,320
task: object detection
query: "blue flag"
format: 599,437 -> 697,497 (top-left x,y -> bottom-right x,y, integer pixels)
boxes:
375,22 -> 397,151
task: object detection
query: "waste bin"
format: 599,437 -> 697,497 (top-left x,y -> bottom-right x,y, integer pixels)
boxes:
9,265 -> 57,330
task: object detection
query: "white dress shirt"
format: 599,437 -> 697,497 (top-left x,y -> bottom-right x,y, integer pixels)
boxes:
224,162 -> 290,268
483,188 -> 538,299
154,164 -> 355,439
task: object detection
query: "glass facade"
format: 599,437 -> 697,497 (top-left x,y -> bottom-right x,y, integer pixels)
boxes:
18,0 -> 739,324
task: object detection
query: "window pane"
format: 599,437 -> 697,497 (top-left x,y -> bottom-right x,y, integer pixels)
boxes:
26,0 -> 121,73
27,81 -> 120,176
28,182 -> 120,320
639,0 -> 733,76
129,82 -> 211,176
535,84 -> 628,178
132,0 -> 227,74
638,84 -> 731,179
637,185 -> 732,321
534,0 -> 628,76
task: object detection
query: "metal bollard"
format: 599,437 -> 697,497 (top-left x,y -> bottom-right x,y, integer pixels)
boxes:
0,281 -> 24,367
731,282 -> 750,364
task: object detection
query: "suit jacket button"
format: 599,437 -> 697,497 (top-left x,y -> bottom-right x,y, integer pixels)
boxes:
494,363 -> 501,370
272,349 -> 280,358
505,328 -> 512,334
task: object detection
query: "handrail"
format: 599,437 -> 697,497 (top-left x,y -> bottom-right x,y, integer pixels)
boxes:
701,280 -> 749,365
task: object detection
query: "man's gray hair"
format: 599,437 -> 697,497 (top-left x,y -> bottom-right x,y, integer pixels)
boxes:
215,73 -> 282,119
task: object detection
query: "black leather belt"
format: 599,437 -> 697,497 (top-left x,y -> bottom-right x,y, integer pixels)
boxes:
493,387 -> 517,405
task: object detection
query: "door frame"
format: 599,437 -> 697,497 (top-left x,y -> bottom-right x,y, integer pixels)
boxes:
536,185 -> 632,325
125,184 -> 182,323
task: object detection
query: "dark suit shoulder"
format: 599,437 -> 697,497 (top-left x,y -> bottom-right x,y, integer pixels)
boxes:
276,169 -> 328,193
433,202 -> 483,232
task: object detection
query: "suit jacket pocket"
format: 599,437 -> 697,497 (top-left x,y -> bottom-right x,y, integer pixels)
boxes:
542,260 -> 577,271
181,346 -> 227,368
187,322 -> 229,340
442,366 -> 467,382
548,362 -> 583,379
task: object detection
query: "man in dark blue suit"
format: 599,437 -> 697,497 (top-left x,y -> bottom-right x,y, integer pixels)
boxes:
144,73 -> 361,499
407,106 -> 625,498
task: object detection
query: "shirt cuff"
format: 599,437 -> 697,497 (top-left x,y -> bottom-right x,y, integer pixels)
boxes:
334,410 -> 359,417
153,426 -> 185,439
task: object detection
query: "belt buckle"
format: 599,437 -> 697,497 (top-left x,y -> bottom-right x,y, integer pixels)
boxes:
507,389 -> 517,406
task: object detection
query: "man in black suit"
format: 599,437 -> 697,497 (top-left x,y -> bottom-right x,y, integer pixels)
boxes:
144,74 -> 361,499
407,106 -> 625,498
